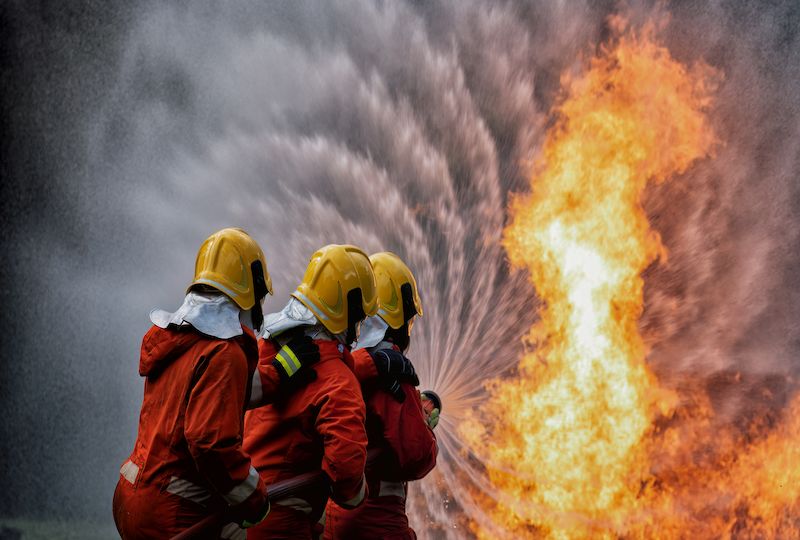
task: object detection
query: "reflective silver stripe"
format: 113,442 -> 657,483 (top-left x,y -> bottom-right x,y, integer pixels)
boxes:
378,480 -> 406,500
340,476 -> 366,508
291,291 -> 330,321
166,476 -> 213,507
220,523 -> 246,540
192,278 -> 240,300
275,348 -> 301,376
275,497 -> 313,515
120,460 -> 139,485
375,349 -> 394,373
249,370 -> 263,408
224,466 -> 259,506
282,346 -> 302,371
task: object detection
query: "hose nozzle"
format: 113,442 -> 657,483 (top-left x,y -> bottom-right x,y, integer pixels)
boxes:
420,390 -> 442,413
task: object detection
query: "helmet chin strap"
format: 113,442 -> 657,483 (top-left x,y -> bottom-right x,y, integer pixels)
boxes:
239,300 -> 265,333
239,308 -> 255,331
251,298 -> 265,332
384,322 -> 411,352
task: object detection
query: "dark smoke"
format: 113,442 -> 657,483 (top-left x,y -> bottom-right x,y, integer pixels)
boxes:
1,1 -> 798,537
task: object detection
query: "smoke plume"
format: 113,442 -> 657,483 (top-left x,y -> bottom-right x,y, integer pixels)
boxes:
1,1 -> 798,537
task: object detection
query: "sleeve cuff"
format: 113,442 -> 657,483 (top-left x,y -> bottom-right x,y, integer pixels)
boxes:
335,476 -> 366,509
224,466 -> 261,506
353,350 -> 379,382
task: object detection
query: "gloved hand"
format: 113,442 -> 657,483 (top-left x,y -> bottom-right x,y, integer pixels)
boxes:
383,377 -> 406,403
370,349 -> 419,386
426,408 -> 440,429
272,335 -> 320,382
232,487 -> 270,529
239,499 -> 270,528
420,391 -> 440,429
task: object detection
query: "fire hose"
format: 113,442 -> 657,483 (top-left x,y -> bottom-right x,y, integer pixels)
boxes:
171,389 -> 440,540
171,467 -> 328,540
171,447 -> 383,540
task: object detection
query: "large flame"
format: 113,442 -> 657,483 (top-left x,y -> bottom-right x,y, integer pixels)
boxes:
481,21 -> 713,536
457,18 -> 800,538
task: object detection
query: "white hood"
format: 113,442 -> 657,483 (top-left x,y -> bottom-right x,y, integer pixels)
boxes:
149,291 -> 243,339
261,297 -> 319,339
262,297 -> 352,346
354,315 -> 389,350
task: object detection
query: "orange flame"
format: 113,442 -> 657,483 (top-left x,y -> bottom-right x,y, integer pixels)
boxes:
459,15 -> 800,539
460,19 -> 721,538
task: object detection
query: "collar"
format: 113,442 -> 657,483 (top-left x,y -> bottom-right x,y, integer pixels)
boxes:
261,297 -> 319,339
263,297 -> 352,345
149,291 -> 244,339
368,340 -> 396,353
355,315 -> 389,350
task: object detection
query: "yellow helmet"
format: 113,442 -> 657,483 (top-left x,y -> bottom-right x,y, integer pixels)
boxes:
189,228 -> 273,310
369,252 -> 423,329
292,244 -> 378,335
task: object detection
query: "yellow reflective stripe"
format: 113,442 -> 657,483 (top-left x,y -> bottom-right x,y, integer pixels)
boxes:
276,348 -> 301,376
275,353 -> 295,376
282,347 -> 302,371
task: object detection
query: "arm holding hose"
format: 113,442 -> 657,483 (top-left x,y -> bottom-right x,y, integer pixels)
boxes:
247,336 -> 321,408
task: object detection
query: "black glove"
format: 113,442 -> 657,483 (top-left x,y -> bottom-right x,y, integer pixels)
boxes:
273,335 -> 320,384
382,377 -> 406,403
370,349 -> 419,386
231,487 -> 270,529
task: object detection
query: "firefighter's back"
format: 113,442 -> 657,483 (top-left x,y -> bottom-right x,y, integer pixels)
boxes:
244,337 -> 367,540
115,325 -> 258,539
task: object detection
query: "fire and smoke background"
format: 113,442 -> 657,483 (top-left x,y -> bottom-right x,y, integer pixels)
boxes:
1,1 -> 799,538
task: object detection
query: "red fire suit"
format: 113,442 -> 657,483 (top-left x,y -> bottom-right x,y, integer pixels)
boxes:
324,346 -> 438,540
113,324 -> 268,539
244,338 -> 368,540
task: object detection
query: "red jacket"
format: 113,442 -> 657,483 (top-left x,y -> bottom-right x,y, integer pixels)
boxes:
325,347 -> 438,540
113,325 -> 266,539
248,351 -> 283,408
244,338 -> 368,539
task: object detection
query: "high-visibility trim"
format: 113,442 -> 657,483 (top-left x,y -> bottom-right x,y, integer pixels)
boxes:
193,278 -> 240,301
275,497 -> 313,515
291,290 -> 329,321
165,476 -> 213,507
375,349 -> 394,373
220,523 -> 246,540
275,354 -> 294,377
339,476 -> 366,509
248,369 -> 263,408
224,466 -> 260,506
378,480 -> 406,500
120,460 -> 140,485
276,347 -> 301,376
282,346 -> 301,371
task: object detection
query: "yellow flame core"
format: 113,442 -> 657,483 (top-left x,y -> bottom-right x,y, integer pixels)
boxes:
461,25 -> 716,538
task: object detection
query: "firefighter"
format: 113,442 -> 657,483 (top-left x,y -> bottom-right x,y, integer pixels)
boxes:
325,252 -> 439,540
244,244 -> 376,540
113,228 -> 320,540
